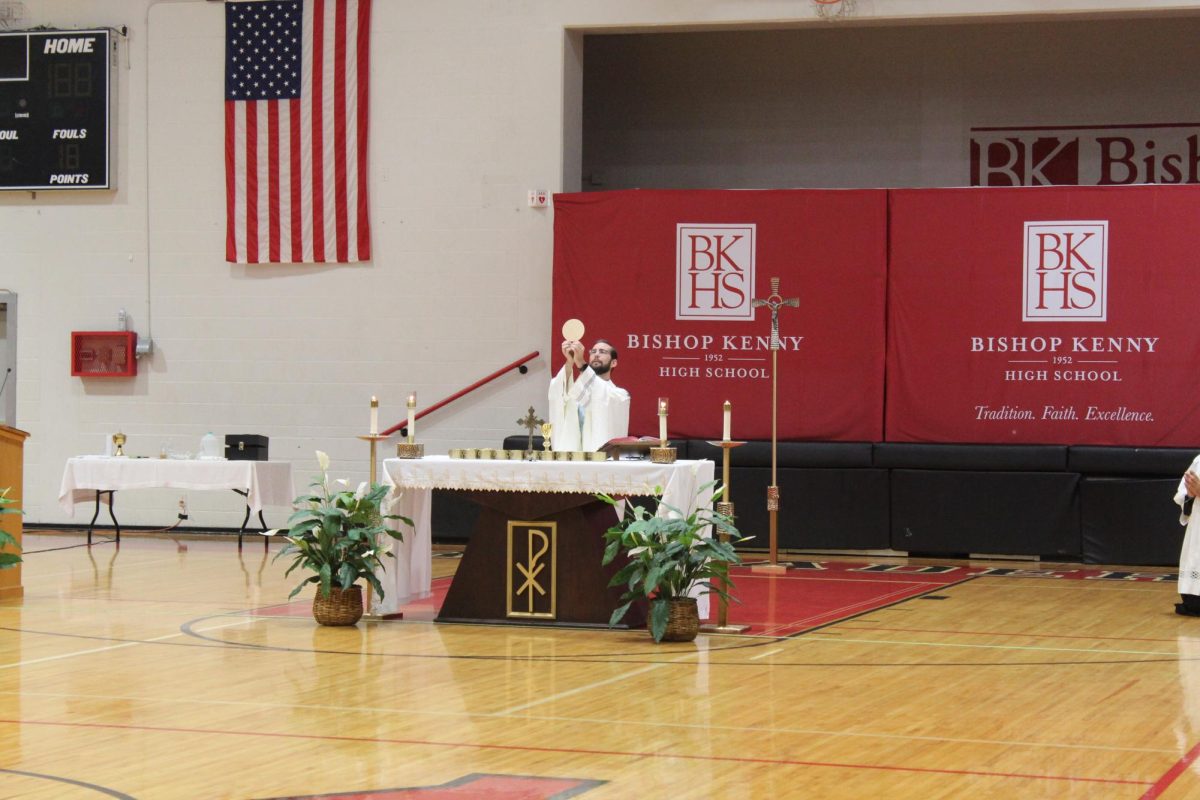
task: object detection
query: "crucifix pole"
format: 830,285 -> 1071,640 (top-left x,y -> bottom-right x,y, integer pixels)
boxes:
751,277 -> 799,571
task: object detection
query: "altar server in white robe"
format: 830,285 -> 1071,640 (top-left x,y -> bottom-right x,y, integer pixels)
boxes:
1173,459 -> 1200,616
548,338 -> 630,452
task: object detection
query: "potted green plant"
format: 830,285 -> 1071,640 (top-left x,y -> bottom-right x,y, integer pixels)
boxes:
271,451 -> 409,626
599,483 -> 745,642
0,487 -> 21,570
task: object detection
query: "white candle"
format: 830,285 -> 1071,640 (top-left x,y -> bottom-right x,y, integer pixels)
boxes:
370,396 -> 378,435
407,393 -> 417,441
723,401 -> 731,442
658,398 -> 668,445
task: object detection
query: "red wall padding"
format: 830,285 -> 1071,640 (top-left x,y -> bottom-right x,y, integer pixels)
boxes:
552,186 -> 1200,447
553,189 -> 888,442
887,185 -> 1200,446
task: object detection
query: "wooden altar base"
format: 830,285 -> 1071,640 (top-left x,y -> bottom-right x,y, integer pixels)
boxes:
436,490 -> 645,629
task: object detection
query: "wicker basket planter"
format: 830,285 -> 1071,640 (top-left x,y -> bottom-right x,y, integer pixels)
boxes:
659,597 -> 700,642
312,585 -> 364,626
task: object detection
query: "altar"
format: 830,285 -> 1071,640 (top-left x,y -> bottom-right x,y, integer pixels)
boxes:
377,456 -> 715,625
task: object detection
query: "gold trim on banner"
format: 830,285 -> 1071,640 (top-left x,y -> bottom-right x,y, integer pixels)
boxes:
506,521 -> 557,619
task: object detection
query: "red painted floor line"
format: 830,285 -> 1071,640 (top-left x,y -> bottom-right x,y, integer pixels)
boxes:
0,718 -> 1153,788
1140,739 -> 1200,798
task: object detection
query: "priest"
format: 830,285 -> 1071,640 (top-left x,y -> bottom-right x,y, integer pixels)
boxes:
548,338 -> 630,451
1176,465 -> 1200,615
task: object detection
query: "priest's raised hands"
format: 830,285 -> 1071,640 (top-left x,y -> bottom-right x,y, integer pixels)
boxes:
561,339 -> 586,369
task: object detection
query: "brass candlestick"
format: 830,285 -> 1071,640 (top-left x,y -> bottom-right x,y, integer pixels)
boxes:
651,398 -> 676,463
649,445 -> 677,463
699,440 -> 750,634
397,393 -> 424,459
395,441 -> 424,459
358,432 -> 402,622
356,434 -> 388,484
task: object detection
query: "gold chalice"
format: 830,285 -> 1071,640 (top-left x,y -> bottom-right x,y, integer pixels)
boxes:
112,432 -> 127,457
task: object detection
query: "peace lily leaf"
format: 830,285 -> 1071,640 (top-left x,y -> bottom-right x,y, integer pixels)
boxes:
609,600 -> 633,628
0,488 -> 23,569
648,599 -> 671,643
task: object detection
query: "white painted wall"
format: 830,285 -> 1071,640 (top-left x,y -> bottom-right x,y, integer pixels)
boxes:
4,0 -> 1200,527
582,16 -> 1200,190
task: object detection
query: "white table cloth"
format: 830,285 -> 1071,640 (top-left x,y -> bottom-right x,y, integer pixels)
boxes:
377,456 -> 716,617
58,457 -> 295,517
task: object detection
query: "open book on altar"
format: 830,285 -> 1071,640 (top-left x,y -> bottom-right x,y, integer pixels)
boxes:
600,436 -> 664,460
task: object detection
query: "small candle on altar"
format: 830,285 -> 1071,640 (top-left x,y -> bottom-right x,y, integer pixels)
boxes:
407,392 -> 417,440
658,397 -> 669,445
723,400 -> 731,442
370,396 -> 379,435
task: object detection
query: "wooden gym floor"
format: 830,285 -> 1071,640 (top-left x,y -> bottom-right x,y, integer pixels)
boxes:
1,532 -> 1199,799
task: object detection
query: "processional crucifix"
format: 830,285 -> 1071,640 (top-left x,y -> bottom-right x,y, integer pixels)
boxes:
751,277 -> 799,570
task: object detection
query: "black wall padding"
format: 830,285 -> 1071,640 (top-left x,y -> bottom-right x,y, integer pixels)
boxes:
874,443 -> 1068,471
431,488 -> 481,542
1080,478 -> 1185,566
689,440 -> 873,468
890,470 -> 1079,556
728,467 -> 889,551
1068,447 -> 1195,476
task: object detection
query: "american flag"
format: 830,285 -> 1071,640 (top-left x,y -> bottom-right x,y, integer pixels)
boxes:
224,0 -> 371,264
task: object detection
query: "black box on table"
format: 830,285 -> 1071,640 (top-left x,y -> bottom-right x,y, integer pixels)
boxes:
225,434 -> 268,461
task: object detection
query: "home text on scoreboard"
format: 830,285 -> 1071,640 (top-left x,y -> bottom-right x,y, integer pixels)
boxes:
0,29 -> 112,191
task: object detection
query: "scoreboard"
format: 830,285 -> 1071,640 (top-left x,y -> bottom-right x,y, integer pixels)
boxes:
0,29 -> 112,191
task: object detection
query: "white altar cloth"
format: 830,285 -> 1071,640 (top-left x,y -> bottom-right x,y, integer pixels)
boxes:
58,457 -> 295,516
376,456 -> 716,618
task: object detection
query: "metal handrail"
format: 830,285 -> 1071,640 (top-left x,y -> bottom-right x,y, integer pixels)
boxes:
380,351 -> 540,437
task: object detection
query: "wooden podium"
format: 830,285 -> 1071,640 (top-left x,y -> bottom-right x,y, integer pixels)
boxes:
0,425 -> 29,601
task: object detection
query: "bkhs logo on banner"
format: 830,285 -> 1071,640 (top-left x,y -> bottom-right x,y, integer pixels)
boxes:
1023,221 -> 1108,322
676,223 -> 756,321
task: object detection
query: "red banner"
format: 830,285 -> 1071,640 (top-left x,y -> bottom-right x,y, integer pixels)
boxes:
552,189 -> 887,442
887,185 -> 1200,446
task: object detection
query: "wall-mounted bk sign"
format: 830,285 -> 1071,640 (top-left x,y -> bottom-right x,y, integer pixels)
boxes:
971,124 -> 1200,186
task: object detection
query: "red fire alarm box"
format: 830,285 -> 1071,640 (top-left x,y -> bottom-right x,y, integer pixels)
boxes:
71,331 -> 138,377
